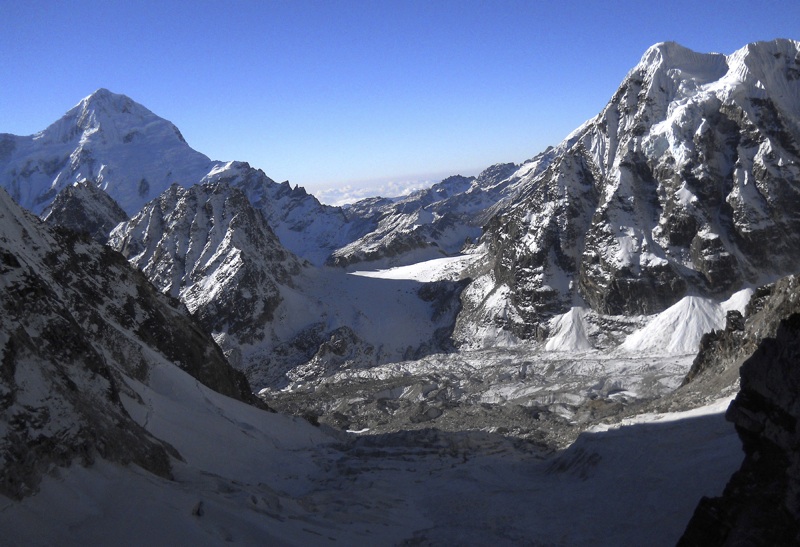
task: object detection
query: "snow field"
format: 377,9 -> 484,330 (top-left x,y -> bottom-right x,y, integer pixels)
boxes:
0,382 -> 742,546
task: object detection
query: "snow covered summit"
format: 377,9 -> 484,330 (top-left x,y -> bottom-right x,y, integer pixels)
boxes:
456,38 -> 800,345
0,89 -> 371,264
0,88 -> 218,215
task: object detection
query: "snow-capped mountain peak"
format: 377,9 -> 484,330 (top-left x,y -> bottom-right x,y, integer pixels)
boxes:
636,41 -> 727,80
1,88 -> 217,216
1,90 -> 379,264
723,39 -> 800,117
34,88 -> 185,147
627,40 -> 800,130
456,38 -> 800,346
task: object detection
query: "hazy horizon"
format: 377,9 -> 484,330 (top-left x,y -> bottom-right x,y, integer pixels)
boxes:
3,0 -> 797,197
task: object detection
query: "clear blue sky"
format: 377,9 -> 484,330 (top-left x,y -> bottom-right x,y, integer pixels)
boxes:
2,0 -> 798,196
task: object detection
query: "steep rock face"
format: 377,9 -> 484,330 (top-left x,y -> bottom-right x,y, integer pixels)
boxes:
41,180 -> 128,243
679,312 -> 800,545
109,181 -> 304,350
0,89 -> 216,215
109,181 -> 467,390
200,161 -> 366,265
684,275 -> 800,389
673,273 -> 800,542
0,188 -> 255,499
465,39 -> 800,342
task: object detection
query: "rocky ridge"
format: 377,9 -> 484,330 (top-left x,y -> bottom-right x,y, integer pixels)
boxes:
0,187 -> 256,499
683,275 -> 800,391
457,39 -> 800,345
108,181 -> 303,360
41,179 -> 128,244
198,161 -> 369,265
680,309 -> 800,545
328,156 -> 555,269
108,181 -> 465,389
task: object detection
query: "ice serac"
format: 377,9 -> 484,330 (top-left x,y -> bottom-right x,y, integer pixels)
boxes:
461,39 -> 800,344
0,88 -> 217,216
0,187 -> 257,499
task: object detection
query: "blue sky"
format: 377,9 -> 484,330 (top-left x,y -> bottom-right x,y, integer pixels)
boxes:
2,0 -> 798,200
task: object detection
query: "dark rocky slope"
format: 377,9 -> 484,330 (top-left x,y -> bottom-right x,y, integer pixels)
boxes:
679,311 -> 800,545
683,275 -> 800,390
41,179 -> 128,243
0,187 -> 257,499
